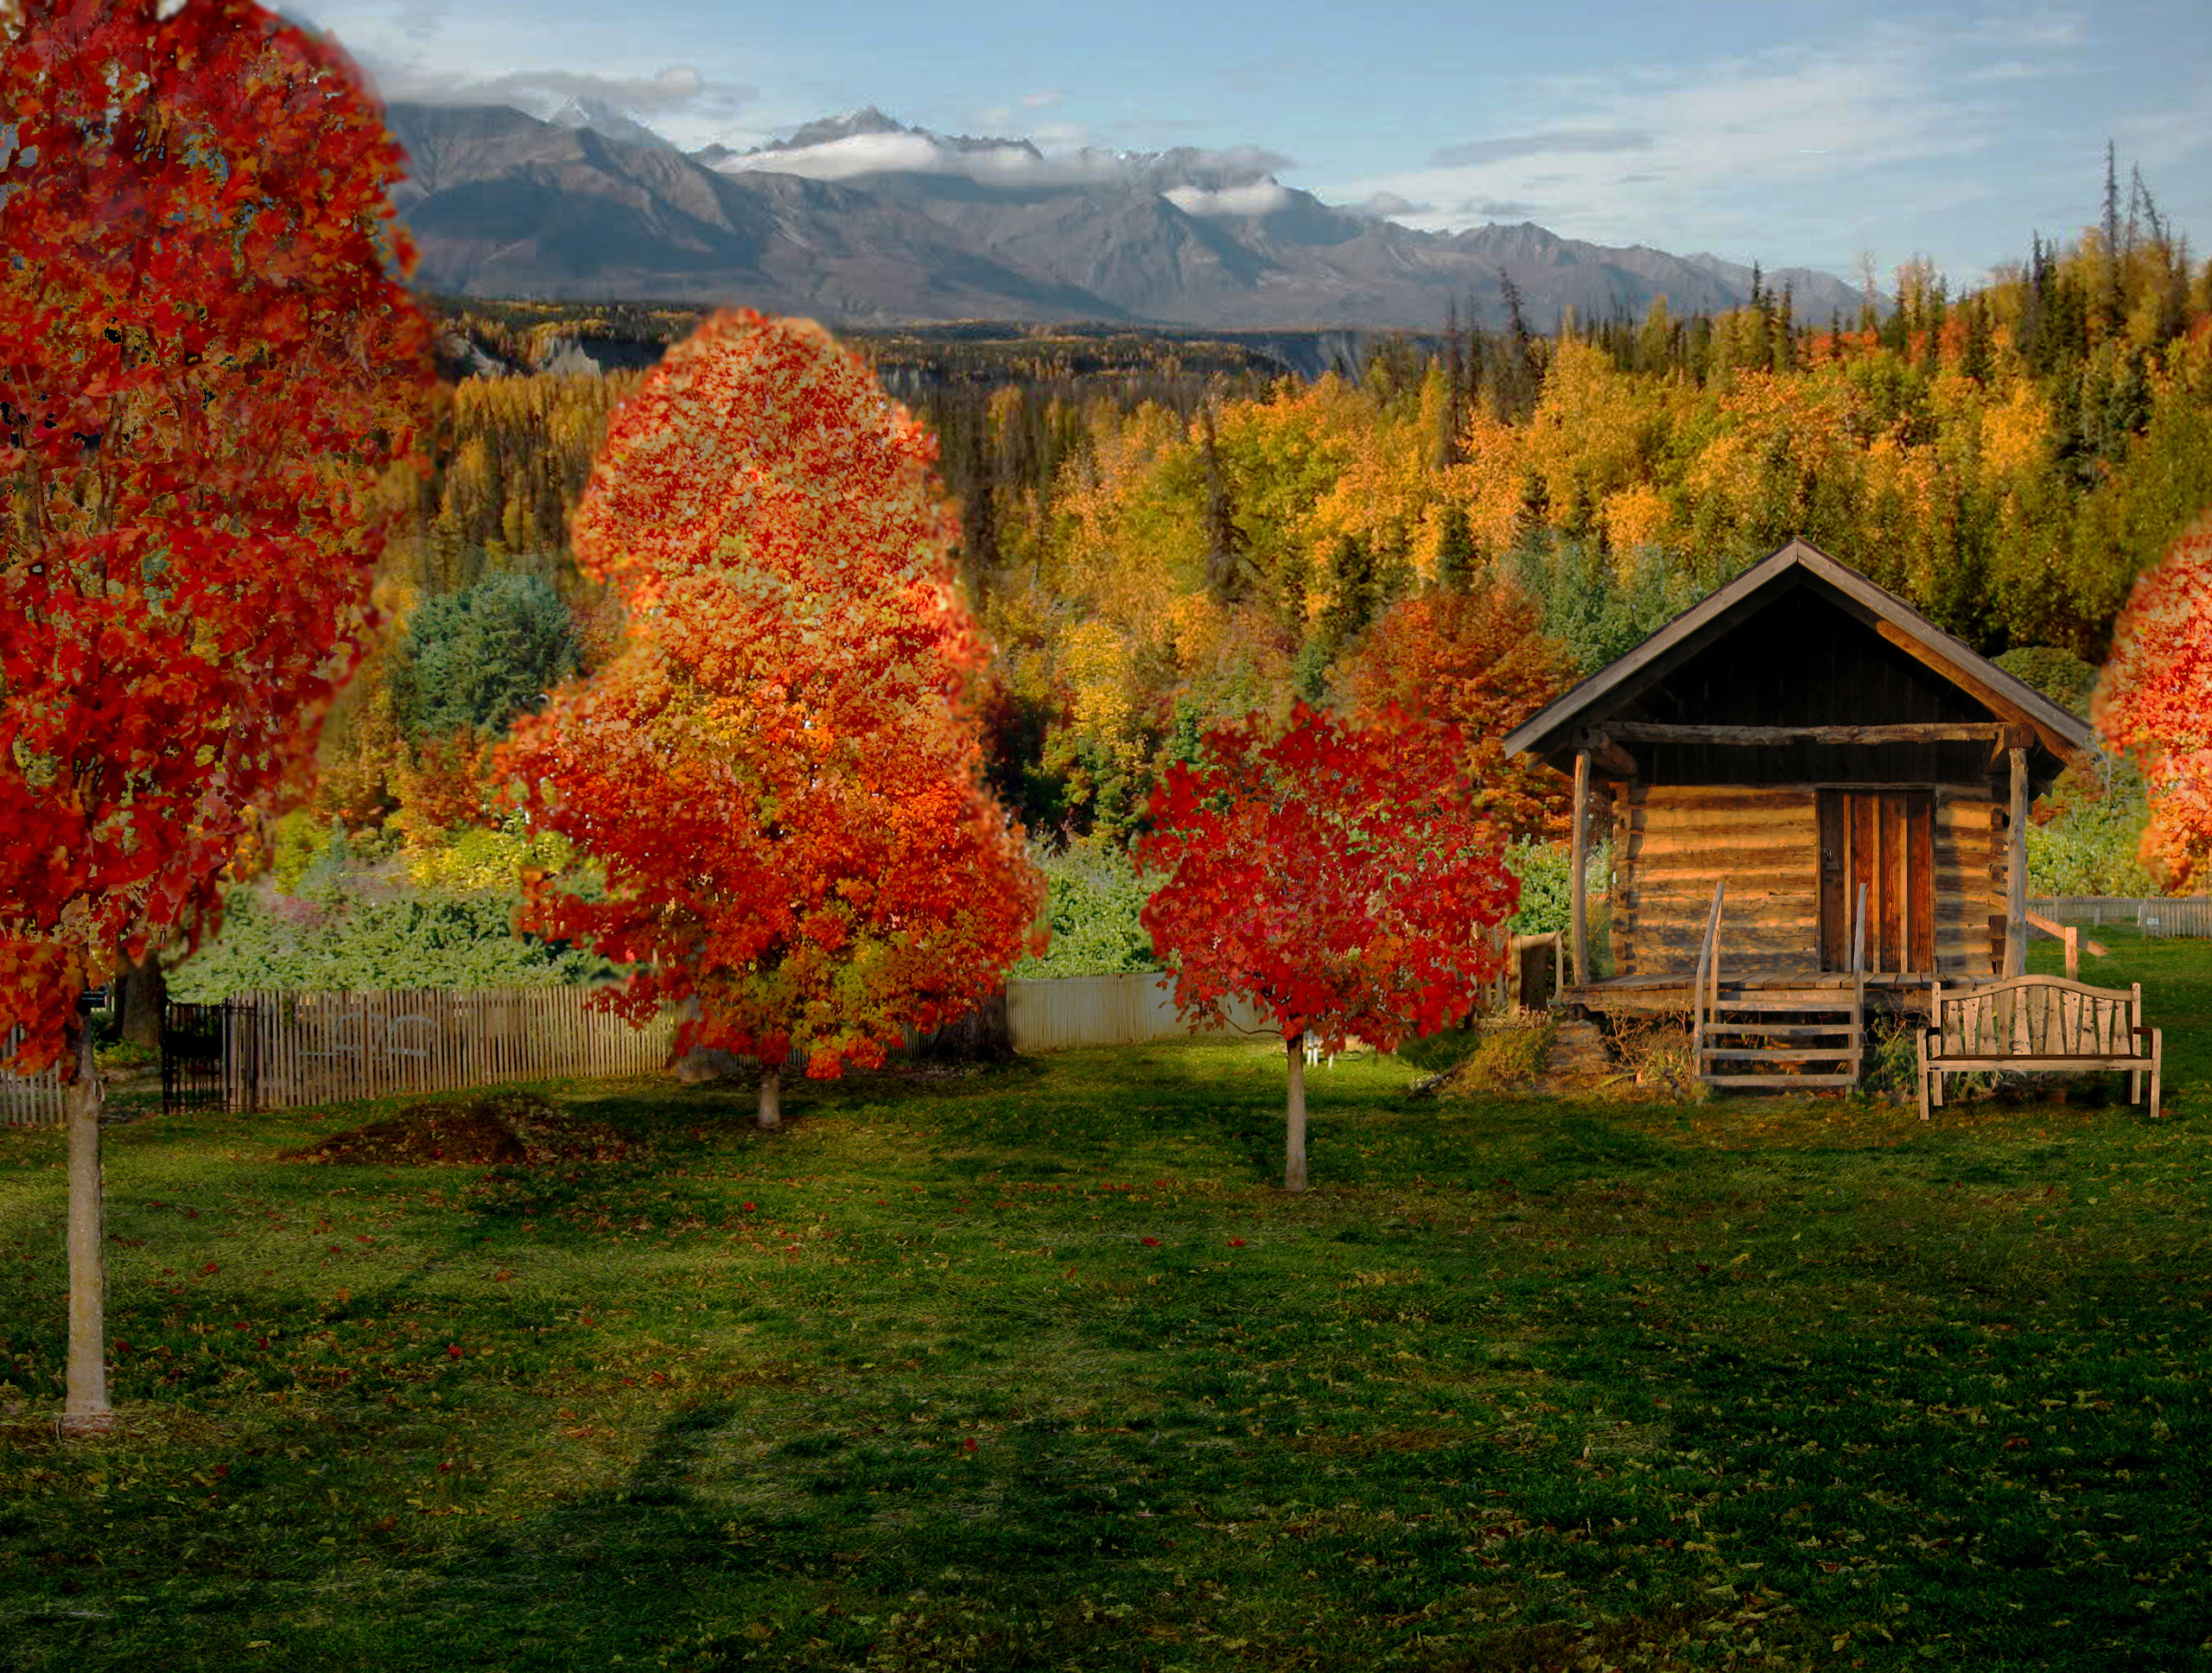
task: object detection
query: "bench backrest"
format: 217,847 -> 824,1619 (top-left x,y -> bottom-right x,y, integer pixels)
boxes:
1932,976 -> 2141,1058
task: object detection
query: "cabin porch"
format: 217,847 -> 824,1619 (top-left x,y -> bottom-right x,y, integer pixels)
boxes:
1555,968 -> 2005,1022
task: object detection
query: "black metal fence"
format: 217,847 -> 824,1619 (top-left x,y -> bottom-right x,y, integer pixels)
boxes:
160,999 -> 258,1117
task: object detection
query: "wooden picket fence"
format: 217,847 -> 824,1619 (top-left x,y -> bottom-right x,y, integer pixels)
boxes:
2028,896 -> 2212,938
0,1026 -> 67,1128
227,985 -> 680,1112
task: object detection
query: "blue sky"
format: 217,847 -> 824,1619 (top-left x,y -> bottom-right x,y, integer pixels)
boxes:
289,0 -> 2209,295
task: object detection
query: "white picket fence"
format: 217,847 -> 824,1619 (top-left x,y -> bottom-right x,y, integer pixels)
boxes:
0,1027 -> 67,1127
230,985 -> 680,1112
2028,896 -> 2212,938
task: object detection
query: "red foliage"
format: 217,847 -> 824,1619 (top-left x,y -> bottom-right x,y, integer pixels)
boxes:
495,310 -> 1046,1077
1332,578 -> 1581,843
2095,515 -> 2212,890
1134,699 -> 1520,1057
389,727 -> 493,849
0,0 -> 435,1072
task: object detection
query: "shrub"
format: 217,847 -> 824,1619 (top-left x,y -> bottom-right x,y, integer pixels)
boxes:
2027,754 -> 2161,896
1992,646 -> 2097,719
1007,837 -> 1162,979
1427,1014 -> 1558,1093
164,886 -> 603,1000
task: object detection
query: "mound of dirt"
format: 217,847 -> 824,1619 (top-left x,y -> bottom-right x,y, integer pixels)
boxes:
283,1090 -> 639,1167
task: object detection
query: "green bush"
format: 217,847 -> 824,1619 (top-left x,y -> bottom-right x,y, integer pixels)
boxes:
1007,837 -> 1162,979
2027,755 -> 2160,896
168,810 -> 618,1001
1992,646 -> 2098,719
165,886 -> 604,1000
268,810 -> 343,894
391,573 -> 582,742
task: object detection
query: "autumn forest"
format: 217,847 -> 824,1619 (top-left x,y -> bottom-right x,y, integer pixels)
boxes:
303,207 -> 2212,886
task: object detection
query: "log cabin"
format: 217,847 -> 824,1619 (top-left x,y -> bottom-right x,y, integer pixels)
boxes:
1499,538 -> 2095,1089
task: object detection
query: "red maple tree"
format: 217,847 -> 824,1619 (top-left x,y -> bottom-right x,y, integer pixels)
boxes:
0,0 -> 436,1430
495,309 -> 1045,1127
1332,576 -> 1582,843
2095,513 -> 2212,891
1134,700 -> 1520,1190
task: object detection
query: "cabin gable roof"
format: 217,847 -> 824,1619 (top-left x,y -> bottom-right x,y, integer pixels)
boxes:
1501,538 -> 2095,784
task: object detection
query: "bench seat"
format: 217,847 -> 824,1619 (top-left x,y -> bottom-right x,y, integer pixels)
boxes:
1919,976 -> 2160,1120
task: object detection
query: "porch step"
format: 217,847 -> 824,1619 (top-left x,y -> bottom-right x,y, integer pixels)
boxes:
1700,1072 -> 1859,1089
1699,985 -> 1865,1092
1703,1046 -> 1860,1062
1700,997 -> 1859,1012
1702,1022 -> 1855,1037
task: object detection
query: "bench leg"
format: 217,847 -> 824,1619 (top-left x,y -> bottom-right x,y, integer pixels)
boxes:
2151,1030 -> 2162,1120
1918,1031 -> 1931,1122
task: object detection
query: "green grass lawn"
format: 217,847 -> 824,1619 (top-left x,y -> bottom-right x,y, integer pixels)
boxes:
0,932 -> 2208,1671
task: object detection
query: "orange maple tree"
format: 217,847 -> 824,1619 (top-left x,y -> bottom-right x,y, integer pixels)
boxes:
0,0 -> 435,1431
1134,700 -> 1519,1190
2095,514 -> 2212,891
1332,576 -> 1582,843
495,310 -> 1046,1127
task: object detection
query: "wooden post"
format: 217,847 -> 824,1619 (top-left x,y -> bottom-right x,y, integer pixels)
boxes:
2005,747 -> 2029,978
1571,746 -> 1590,987
2064,925 -> 2079,982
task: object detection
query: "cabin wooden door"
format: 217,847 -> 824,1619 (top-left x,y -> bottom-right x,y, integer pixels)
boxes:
1818,790 -> 1935,972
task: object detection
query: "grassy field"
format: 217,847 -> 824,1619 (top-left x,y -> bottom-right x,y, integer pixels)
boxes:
0,926 -> 2207,1672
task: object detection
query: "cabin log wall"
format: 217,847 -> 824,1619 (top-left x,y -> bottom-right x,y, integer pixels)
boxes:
1617,783 -> 2005,979
1617,786 -> 1822,976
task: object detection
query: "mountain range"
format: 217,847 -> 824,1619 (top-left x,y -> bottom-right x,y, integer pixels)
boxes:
378,99 -> 1882,334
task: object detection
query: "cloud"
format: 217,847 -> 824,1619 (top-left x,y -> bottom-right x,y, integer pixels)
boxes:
2111,79 -> 2212,171
1431,128 -> 1653,168
1338,190 -> 1431,219
1163,180 -> 1292,217
1327,10 -> 2107,283
1019,90 -> 1061,110
1457,198 -> 1546,219
715,125 -> 1294,198
333,41 -> 741,126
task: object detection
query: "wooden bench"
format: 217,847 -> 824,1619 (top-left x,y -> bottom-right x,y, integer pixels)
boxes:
1918,976 -> 2161,1121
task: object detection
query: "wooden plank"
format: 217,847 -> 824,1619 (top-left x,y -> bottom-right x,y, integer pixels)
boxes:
1704,1073 -> 1858,1087
2005,747 -> 2029,978
1933,1053 -> 2149,1069
1572,747 -> 1589,986
1706,1046 -> 1860,1061
1606,722 -> 2007,746
1702,1021 -> 1856,1036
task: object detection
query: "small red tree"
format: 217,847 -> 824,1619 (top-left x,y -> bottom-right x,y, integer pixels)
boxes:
1134,700 -> 1520,1190
0,0 -> 435,1431
496,310 -> 1045,1127
1332,576 -> 1582,843
2095,514 -> 2212,890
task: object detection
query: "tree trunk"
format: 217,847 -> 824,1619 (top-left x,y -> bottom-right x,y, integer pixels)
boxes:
913,986 -> 1015,1064
116,942 -> 167,1051
1283,1034 -> 1308,1193
758,1066 -> 782,1130
62,1011 -> 111,1435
